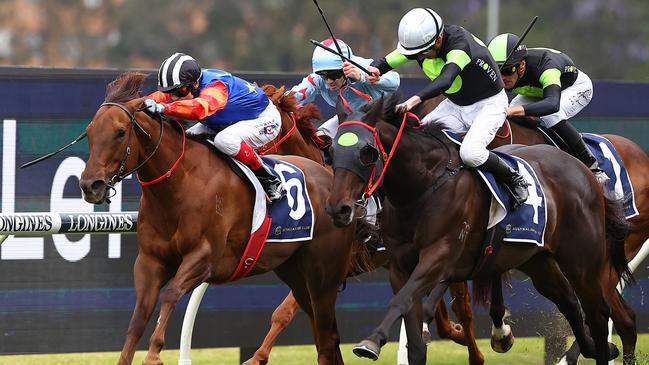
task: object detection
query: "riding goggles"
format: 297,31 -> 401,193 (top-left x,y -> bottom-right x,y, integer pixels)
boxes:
500,64 -> 520,76
316,69 -> 345,80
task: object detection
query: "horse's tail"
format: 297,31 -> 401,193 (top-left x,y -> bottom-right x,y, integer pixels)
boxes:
471,272 -> 511,307
604,193 -> 635,286
471,276 -> 492,307
294,103 -> 321,145
348,216 -> 382,277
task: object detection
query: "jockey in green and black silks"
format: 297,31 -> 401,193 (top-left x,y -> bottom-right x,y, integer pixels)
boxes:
488,33 -> 608,184
367,8 -> 531,206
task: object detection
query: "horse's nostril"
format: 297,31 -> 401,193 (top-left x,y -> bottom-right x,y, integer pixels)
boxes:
90,180 -> 106,192
339,204 -> 352,218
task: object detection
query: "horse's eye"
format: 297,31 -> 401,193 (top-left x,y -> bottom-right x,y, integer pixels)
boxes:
359,145 -> 379,166
116,129 -> 126,139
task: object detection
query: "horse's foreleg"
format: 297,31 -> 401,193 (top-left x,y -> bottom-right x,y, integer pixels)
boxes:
449,281 -> 484,365
389,268 -> 426,365
274,263 -> 321,360
489,273 -> 515,353
118,255 -> 167,365
355,246 -> 451,364
243,291 -> 301,365
143,247 -> 211,365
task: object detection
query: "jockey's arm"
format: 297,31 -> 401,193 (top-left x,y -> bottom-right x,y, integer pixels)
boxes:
370,49 -> 410,75
416,63 -> 462,101
368,69 -> 400,93
146,91 -> 175,103
159,81 -> 229,121
511,68 -> 562,117
291,74 -> 319,106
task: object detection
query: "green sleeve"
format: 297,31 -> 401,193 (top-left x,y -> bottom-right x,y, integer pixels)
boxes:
539,68 -> 562,88
385,50 -> 409,68
445,49 -> 471,70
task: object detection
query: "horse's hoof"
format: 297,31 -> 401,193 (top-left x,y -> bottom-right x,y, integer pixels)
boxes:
142,360 -> 163,365
490,332 -> 514,353
608,342 -> 620,361
353,340 -> 380,360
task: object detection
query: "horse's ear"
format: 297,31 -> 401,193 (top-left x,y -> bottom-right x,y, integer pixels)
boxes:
336,96 -> 348,124
363,94 -> 384,127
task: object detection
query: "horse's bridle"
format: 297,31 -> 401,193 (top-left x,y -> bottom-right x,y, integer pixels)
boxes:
338,112 -> 463,208
99,102 -> 164,188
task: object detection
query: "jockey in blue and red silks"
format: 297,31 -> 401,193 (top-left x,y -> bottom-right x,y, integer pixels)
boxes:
144,53 -> 285,201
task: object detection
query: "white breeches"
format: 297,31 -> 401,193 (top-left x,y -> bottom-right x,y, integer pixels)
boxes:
186,102 -> 282,156
510,71 -> 593,128
421,89 -> 508,167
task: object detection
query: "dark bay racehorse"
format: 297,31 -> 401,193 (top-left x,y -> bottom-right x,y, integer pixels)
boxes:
245,95 -> 487,365
78,72 -> 367,365
326,93 -> 631,365
488,119 -> 649,364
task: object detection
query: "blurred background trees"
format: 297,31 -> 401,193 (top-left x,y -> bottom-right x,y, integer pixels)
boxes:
0,0 -> 647,81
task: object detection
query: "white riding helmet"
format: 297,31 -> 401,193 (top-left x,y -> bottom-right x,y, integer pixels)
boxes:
397,8 -> 444,55
312,38 -> 353,73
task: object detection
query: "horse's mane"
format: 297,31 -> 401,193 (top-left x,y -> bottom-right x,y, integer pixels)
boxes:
294,103 -> 321,142
105,72 -> 187,136
262,84 -> 321,144
262,84 -> 297,114
380,93 -> 448,137
105,71 -> 147,103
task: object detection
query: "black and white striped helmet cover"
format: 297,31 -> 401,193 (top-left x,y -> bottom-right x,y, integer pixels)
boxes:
157,53 -> 202,91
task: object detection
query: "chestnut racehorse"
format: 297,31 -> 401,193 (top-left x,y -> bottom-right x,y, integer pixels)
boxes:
327,93 -> 631,365
78,72 -> 369,365
258,85 -> 324,164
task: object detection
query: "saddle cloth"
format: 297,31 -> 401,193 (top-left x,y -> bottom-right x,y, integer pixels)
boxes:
443,130 -> 548,246
531,127 -> 638,219
582,133 -> 639,219
232,156 -> 315,242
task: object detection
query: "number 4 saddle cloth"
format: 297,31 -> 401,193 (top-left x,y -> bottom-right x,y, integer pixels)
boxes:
443,130 -> 638,246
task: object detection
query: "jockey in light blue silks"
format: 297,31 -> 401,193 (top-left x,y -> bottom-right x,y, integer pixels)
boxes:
291,38 -> 400,148
291,39 -> 400,248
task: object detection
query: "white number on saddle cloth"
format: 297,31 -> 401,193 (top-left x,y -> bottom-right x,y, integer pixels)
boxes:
517,161 -> 542,224
599,141 -> 624,199
273,164 -> 307,220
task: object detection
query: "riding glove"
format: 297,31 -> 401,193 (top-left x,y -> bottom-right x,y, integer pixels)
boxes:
144,99 -> 165,114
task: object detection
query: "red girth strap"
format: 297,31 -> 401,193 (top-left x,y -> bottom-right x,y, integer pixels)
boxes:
226,215 -> 272,282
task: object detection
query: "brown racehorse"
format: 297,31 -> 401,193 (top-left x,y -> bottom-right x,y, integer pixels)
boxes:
245,95 -> 486,365
326,93 -> 631,365
487,120 -> 649,365
258,85 -> 324,164
78,72 -> 369,365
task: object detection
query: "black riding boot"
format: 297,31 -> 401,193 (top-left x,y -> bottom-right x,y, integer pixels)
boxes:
551,120 -> 609,183
480,152 -> 530,207
254,163 -> 286,202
